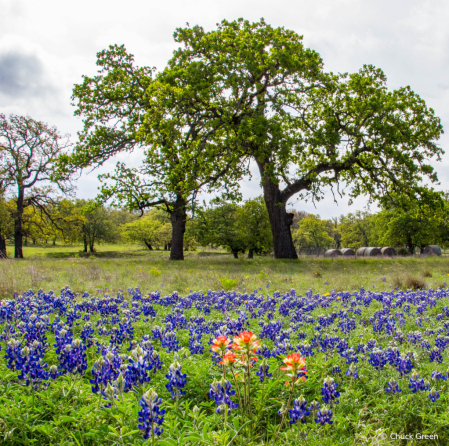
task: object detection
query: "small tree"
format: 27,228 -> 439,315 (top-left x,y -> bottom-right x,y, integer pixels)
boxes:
77,201 -> 120,252
237,196 -> 272,258
121,215 -> 162,250
339,211 -> 374,248
292,215 -> 334,251
191,201 -> 246,258
371,191 -> 444,254
0,114 -> 73,258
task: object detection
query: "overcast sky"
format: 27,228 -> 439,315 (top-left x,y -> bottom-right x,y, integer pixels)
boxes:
1,0 -> 448,218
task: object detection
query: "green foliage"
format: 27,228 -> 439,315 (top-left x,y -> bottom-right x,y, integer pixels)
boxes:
339,211 -> 375,249
236,197 -> 273,255
121,214 -> 162,249
371,191 -> 447,254
190,201 -> 245,257
169,19 -> 444,259
190,197 -> 272,258
219,277 -> 237,290
292,215 -> 334,250
78,200 -> 124,252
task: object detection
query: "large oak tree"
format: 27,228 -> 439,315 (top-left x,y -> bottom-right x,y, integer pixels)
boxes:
170,19 -> 444,258
68,45 -> 246,260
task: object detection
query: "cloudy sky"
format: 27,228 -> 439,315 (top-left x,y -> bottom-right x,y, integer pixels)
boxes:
1,0 -> 448,217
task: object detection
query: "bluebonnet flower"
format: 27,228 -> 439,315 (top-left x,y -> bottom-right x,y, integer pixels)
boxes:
138,388 -> 165,439
165,360 -> 186,400
124,346 -> 153,391
162,331 -> 179,352
208,378 -> 238,414
188,327 -> 204,355
431,370 -> 447,381
321,377 -> 340,406
80,322 -> 95,348
5,339 -> 22,371
90,350 -> 122,394
49,365 -> 59,379
256,358 -> 272,383
58,339 -> 88,375
330,365 -> 341,375
346,364 -> 359,379
298,342 -> 315,357
54,329 -> 73,355
16,343 -> 49,388
315,406 -> 333,425
368,349 -> 387,371
428,388 -> 440,403
395,354 -> 414,377
429,347 -> 443,364
289,396 -> 310,424
385,379 -> 402,394
408,372 -> 430,393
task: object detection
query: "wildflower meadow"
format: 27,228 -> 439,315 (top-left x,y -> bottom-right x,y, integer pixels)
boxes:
0,255 -> 449,445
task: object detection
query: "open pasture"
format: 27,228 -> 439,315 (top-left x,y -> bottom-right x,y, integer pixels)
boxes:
0,253 -> 449,445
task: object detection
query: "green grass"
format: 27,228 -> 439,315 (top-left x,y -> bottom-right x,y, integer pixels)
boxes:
1,243 -> 449,299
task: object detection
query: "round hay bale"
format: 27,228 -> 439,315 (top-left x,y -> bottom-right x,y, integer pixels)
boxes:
324,249 -> 342,258
341,248 -> 355,256
381,247 -> 396,257
422,245 -> 442,256
356,247 -> 367,257
365,247 -> 381,257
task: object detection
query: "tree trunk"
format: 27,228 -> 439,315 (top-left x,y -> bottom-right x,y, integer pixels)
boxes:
231,250 -> 239,259
14,188 -> 24,258
0,234 -> 6,258
169,195 -> 187,260
248,248 -> 254,259
258,170 -> 297,259
143,239 -> 153,250
89,240 -> 95,252
83,234 -> 88,253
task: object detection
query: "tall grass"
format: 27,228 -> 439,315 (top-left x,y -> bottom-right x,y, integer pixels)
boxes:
1,245 -> 449,298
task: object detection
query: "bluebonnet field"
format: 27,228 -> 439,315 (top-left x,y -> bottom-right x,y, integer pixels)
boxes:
0,283 -> 448,445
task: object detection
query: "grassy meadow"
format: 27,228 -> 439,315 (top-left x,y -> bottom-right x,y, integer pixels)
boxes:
1,243 -> 449,299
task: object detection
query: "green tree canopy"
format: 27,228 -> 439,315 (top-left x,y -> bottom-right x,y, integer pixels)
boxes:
292,215 -> 334,250
339,211 -> 375,249
170,19 -> 444,259
68,44 -> 246,260
121,215 -> 162,250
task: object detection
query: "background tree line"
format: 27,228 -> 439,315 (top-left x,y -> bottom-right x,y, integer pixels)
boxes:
1,192 -> 448,258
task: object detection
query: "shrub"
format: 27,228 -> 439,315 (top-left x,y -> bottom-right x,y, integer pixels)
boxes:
404,276 -> 426,290
219,277 -> 238,290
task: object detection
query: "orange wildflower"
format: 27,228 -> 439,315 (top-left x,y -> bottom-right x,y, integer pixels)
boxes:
232,331 -> 260,353
281,353 -> 308,384
220,352 -> 237,366
211,335 -> 231,354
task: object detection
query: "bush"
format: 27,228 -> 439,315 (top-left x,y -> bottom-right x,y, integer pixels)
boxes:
404,276 -> 426,290
219,277 -> 238,290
